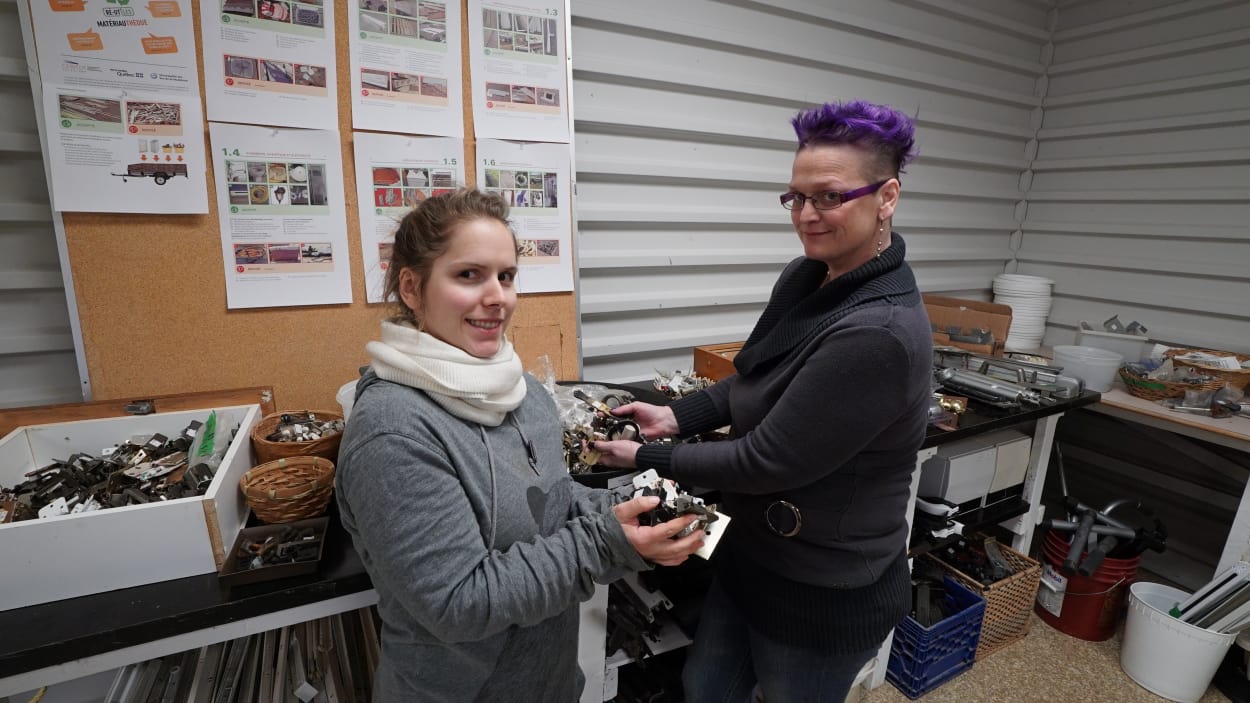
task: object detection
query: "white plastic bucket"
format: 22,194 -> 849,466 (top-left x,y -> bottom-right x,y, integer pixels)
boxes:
1120,581 -> 1236,703
1053,344 -> 1124,392
336,380 -> 358,421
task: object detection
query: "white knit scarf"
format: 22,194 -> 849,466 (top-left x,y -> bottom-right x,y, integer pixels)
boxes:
366,320 -> 527,427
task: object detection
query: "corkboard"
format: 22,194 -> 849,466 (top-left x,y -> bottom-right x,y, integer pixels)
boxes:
59,1 -> 579,412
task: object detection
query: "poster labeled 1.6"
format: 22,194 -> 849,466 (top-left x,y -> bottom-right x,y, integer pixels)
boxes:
43,85 -> 208,213
352,132 -> 465,302
201,0 -> 337,129
348,0 -> 464,137
467,0 -> 569,142
209,123 -> 352,309
477,139 -> 571,293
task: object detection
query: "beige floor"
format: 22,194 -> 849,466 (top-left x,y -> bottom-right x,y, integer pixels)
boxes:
858,613 -> 1232,703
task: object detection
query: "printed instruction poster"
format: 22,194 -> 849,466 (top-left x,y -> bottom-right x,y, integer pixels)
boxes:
477,139 -> 571,292
209,123 -> 352,308
348,0 -> 464,137
467,0 -> 569,143
30,0 -> 201,95
201,0 -> 338,129
43,85 -> 208,213
352,133 -> 464,302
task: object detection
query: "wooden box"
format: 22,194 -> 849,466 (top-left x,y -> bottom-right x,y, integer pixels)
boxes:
693,342 -> 745,381
0,391 -> 270,612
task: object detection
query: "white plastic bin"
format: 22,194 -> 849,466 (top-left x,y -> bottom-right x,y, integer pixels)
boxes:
1075,327 -> 1152,363
1052,345 -> 1124,393
1120,581 -> 1236,703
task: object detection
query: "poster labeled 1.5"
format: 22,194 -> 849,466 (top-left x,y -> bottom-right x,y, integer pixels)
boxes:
29,0 -> 200,94
477,139 -> 571,293
348,0 -> 464,137
352,132 -> 465,302
201,0 -> 337,129
42,85 -> 208,213
467,0 -> 569,143
209,122 -> 352,309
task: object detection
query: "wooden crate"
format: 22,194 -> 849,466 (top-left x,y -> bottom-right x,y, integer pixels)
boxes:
0,388 -> 271,611
693,342 -> 744,381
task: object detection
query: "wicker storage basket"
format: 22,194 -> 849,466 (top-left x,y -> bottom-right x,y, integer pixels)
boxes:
1117,367 -> 1224,401
1164,349 -> 1250,392
239,456 -> 335,524
250,410 -> 343,464
925,537 -> 1042,660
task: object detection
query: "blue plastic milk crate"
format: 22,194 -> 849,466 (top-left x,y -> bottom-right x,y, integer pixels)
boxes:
886,576 -> 985,699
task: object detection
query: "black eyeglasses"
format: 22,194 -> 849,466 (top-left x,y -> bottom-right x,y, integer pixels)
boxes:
779,180 -> 888,211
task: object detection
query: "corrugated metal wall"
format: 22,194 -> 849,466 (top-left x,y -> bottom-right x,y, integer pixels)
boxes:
1018,0 -> 1250,353
572,0 -> 1054,382
0,0 -> 83,408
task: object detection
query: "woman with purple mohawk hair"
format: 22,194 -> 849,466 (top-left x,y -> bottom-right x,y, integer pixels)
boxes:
592,100 -> 932,701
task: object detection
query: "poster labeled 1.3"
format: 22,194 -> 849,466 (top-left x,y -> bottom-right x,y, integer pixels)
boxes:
352,133 -> 465,302
209,123 -> 352,309
477,139 -> 571,293
201,0 -> 337,129
30,0 -> 201,94
348,0 -> 464,137
467,0 -> 569,142
43,85 -> 208,213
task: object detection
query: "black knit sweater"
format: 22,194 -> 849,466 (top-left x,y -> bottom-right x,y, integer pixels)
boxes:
636,233 -> 932,652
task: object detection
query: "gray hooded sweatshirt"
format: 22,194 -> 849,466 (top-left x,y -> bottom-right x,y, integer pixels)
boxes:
336,370 -> 647,702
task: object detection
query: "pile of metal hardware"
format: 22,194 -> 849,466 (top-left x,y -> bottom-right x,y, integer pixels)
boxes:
0,420 -> 224,523
652,370 -> 714,399
553,385 -> 640,474
933,347 -> 1084,410
236,525 -> 323,571
932,535 -> 1018,587
265,412 -> 343,443
630,469 -> 719,539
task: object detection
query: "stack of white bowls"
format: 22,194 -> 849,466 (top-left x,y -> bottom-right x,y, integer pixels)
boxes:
993,274 -> 1054,351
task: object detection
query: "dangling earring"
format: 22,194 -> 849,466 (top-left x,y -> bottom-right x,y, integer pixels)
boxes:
876,221 -> 885,257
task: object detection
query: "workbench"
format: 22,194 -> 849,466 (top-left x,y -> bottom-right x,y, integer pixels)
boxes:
1088,385 -> 1250,575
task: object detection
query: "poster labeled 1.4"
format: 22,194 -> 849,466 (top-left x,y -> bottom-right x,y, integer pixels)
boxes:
43,85 -> 208,213
209,122 -> 352,309
348,0 -> 464,137
201,0 -> 337,129
352,133 -> 465,302
467,0 -> 569,142
29,0 -> 201,95
477,139 -> 571,293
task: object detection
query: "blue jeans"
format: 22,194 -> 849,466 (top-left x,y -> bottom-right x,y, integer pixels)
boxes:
682,578 -> 878,703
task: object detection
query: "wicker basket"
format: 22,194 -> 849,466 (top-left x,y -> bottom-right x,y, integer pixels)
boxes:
1164,348 -> 1250,392
925,537 -> 1042,660
239,456 -> 336,524
1117,367 -> 1224,401
250,409 -> 343,464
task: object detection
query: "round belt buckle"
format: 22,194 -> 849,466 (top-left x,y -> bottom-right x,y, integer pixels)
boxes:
765,500 -> 802,537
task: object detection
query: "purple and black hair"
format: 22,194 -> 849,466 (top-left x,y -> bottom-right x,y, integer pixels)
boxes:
791,100 -> 918,180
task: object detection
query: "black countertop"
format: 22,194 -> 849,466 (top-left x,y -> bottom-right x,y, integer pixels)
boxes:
0,385 -> 1100,681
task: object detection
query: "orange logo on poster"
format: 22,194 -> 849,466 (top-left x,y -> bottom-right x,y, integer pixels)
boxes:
141,34 -> 178,54
67,29 -> 103,51
146,1 -> 181,17
49,0 -> 87,12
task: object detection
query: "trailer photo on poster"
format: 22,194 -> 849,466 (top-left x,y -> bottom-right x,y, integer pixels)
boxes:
478,139 -> 571,292
467,0 -> 569,143
210,123 -> 352,309
201,0 -> 338,129
352,132 -> 465,302
42,85 -> 208,213
349,0 -> 464,137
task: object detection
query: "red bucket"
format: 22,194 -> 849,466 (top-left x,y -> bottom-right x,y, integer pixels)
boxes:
1035,529 -> 1142,641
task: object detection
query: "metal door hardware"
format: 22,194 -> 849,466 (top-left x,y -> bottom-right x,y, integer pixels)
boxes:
934,367 -> 1051,408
